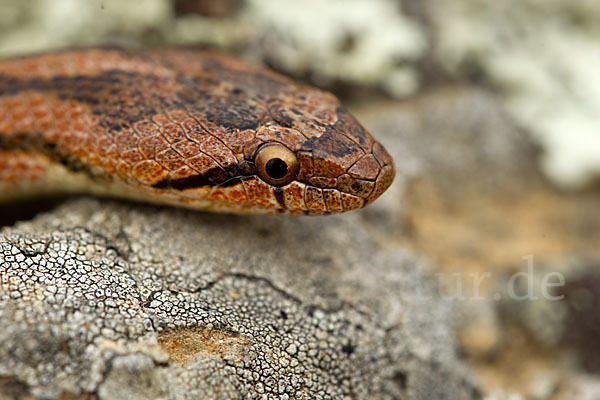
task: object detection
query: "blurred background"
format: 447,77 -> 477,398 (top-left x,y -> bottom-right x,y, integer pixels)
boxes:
1,0 -> 599,398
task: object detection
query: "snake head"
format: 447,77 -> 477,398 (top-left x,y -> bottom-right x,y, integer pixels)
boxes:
237,88 -> 395,215
141,50 -> 396,215
147,91 -> 395,215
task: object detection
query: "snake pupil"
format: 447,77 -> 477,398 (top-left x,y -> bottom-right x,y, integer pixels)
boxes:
265,158 -> 288,179
254,143 -> 298,186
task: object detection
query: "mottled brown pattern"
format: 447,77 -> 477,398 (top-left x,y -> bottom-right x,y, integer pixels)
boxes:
0,49 -> 394,215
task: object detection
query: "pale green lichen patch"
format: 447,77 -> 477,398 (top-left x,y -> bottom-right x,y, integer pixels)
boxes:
430,0 -> 600,188
0,0 -> 171,55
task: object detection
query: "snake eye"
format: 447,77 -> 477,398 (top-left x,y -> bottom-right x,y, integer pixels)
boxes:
254,143 -> 299,186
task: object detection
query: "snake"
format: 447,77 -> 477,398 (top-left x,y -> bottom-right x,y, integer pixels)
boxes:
0,48 -> 394,215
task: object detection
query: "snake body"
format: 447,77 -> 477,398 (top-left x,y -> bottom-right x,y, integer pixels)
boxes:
0,49 -> 394,215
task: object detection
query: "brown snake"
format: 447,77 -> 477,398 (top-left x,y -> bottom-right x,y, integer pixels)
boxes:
0,49 -> 394,215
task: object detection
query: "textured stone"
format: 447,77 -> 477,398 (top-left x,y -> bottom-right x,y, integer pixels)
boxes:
0,197 -> 478,399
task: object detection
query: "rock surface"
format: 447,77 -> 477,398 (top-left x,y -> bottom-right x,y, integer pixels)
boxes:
0,197 -> 478,399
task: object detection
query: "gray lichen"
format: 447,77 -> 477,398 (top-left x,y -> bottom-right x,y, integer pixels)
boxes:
0,199 -> 478,399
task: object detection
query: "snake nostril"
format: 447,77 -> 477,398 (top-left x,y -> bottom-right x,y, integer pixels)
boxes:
337,174 -> 375,198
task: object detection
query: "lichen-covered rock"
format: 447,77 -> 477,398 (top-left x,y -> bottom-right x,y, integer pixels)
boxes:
426,0 -> 600,188
0,198 -> 479,399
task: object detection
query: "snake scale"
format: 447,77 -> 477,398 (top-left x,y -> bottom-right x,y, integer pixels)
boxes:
0,48 -> 394,215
